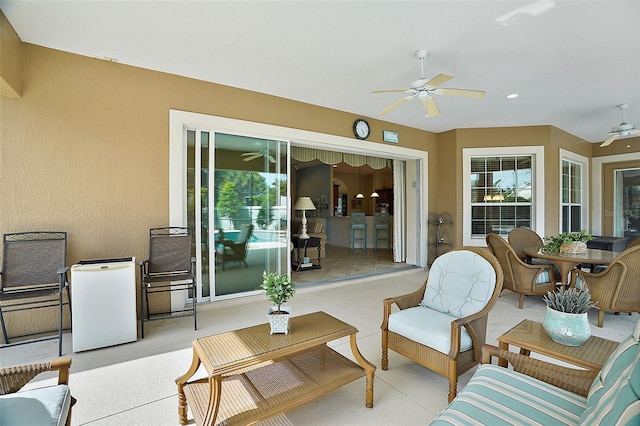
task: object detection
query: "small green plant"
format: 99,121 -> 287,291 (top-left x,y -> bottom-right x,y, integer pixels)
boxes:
543,287 -> 596,314
258,271 -> 295,314
542,231 -> 593,253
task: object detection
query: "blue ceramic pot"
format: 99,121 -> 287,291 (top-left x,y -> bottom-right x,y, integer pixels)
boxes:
543,306 -> 591,346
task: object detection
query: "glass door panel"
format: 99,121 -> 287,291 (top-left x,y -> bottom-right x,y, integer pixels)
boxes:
614,168 -> 640,240
213,134 -> 289,297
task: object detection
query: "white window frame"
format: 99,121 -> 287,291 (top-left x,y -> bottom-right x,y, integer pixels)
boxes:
169,110 -> 430,301
559,149 -> 589,234
592,151 -> 640,235
463,146 -> 545,246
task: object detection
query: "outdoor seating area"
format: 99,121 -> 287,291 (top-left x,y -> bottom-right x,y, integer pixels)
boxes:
1,267 -> 637,425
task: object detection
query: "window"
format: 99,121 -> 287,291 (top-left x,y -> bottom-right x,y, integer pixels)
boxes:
561,159 -> 582,232
559,149 -> 589,235
463,146 -> 545,246
470,155 -> 533,237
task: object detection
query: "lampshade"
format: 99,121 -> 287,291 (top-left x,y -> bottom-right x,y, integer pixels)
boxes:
355,193 -> 365,199
371,168 -> 379,197
294,196 -> 316,211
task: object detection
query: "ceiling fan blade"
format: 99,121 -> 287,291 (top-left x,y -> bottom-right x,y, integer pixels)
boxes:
600,134 -> 618,147
424,73 -> 454,88
439,88 -> 486,98
378,96 -> 411,116
372,89 -> 412,94
267,154 -> 276,163
422,97 -> 441,117
242,153 -> 261,161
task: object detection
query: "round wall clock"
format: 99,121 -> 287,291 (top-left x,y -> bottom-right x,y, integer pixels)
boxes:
353,119 -> 370,140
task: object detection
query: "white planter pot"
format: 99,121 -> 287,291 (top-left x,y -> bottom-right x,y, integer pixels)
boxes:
267,306 -> 291,335
542,306 -> 591,346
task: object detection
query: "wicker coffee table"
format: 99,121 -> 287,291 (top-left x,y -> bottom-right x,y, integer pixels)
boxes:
497,319 -> 618,370
175,311 -> 376,425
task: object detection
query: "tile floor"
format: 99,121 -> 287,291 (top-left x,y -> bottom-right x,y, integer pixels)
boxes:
2,268 -> 638,426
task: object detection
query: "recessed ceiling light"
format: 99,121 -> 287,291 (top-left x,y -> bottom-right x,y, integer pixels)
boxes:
506,93 -> 519,99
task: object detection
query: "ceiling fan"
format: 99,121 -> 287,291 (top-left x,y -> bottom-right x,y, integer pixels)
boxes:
600,103 -> 640,147
241,149 -> 276,163
372,49 -> 486,117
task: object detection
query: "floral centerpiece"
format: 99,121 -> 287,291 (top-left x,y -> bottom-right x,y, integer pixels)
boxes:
542,231 -> 593,254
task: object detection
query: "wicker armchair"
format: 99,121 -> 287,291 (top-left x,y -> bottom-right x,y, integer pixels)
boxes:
508,227 -> 544,261
0,358 -> 75,426
486,233 -> 556,309
216,224 -> 254,270
381,247 -> 503,403
571,244 -> 640,327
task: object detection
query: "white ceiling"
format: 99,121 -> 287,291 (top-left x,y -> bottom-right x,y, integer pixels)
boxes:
2,0 -> 639,144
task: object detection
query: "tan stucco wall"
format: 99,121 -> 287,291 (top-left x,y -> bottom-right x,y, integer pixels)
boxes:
0,42 -> 438,336
3,34 -> 639,337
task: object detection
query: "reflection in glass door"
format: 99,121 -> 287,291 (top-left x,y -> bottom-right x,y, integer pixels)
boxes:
213,134 -> 288,297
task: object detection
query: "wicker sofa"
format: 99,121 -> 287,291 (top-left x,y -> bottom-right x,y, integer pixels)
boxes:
291,218 -> 326,258
430,320 -> 640,425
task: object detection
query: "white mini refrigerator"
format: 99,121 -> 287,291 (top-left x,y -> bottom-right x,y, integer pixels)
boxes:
71,257 -> 137,352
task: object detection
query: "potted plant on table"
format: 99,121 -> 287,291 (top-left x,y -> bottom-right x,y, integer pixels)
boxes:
542,231 -> 593,254
542,287 -> 597,346
258,271 -> 296,335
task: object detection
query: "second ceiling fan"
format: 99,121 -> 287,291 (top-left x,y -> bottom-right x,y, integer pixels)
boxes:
372,49 -> 485,117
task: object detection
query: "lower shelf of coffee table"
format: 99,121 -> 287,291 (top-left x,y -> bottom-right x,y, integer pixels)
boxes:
183,344 -> 365,426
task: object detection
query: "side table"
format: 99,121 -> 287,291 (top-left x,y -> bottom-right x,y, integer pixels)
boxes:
497,319 -> 618,370
291,236 -> 322,271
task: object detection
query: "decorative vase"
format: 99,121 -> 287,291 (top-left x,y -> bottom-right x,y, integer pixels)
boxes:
542,306 -> 591,346
267,306 -> 291,335
560,241 -> 587,254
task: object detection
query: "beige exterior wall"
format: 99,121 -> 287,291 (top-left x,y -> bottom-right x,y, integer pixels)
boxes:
2,26 -> 639,337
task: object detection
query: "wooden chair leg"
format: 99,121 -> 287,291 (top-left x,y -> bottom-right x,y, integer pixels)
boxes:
597,310 -> 605,328
518,294 -> 525,309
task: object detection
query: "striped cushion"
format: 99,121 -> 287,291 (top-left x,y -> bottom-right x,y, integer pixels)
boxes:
579,320 -> 640,425
429,364 -> 586,425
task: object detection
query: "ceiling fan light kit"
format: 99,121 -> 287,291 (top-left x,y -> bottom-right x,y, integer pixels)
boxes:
600,103 -> 639,147
372,48 -> 485,118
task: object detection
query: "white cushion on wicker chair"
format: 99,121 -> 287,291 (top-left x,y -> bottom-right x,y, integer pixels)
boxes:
388,307 -> 473,354
421,250 -> 497,317
0,384 -> 71,426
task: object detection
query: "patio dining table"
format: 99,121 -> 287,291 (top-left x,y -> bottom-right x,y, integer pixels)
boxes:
522,247 -> 619,289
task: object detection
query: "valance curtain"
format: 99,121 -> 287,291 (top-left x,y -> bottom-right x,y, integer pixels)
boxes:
291,146 -> 392,169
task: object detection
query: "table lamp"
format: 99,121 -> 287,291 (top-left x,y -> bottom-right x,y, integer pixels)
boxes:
294,196 -> 316,239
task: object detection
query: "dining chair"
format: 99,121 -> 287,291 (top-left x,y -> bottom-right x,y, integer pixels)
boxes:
486,233 -> 556,309
571,244 -> 640,327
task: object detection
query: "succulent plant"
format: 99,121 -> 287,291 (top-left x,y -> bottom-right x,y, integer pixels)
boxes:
543,287 -> 596,314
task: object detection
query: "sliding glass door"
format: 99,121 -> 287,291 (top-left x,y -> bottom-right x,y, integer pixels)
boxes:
187,129 -> 289,300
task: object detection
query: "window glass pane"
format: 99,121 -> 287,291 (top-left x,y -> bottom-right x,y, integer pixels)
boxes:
469,154 -> 533,238
562,206 -> 569,233
570,206 -> 581,232
471,158 -> 485,173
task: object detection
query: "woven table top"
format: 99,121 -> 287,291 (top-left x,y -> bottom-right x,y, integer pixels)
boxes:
498,319 -> 618,370
194,311 -> 357,375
